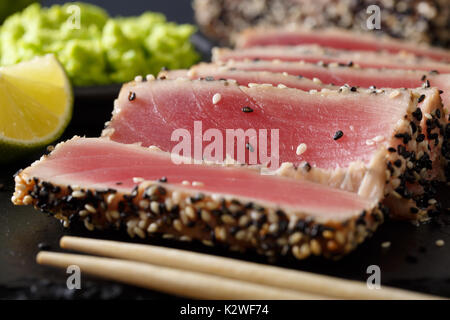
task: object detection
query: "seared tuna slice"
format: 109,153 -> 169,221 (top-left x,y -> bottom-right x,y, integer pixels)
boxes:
12,137 -> 385,260
159,65 -> 333,91
212,46 -> 450,74
103,78 -> 438,219
194,0 -> 450,48
236,28 -> 450,62
160,63 -> 448,183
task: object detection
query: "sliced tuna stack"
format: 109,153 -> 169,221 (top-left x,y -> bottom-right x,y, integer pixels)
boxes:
213,46 -> 450,74
160,63 -> 449,183
12,137 -> 385,260
101,78 -> 442,219
236,27 -> 450,62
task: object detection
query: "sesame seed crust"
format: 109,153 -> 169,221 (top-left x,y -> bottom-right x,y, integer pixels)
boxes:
12,175 -> 384,260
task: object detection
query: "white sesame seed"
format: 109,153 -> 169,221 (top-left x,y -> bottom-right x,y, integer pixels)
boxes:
146,74 -> 155,81
84,219 -> 94,231
428,198 -> 437,205
185,206 -> 196,219
23,195 -> 33,205
424,113 -> 433,119
84,204 -> 96,213
201,210 -> 211,222
134,227 -> 146,239
134,75 -> 143,82
192,181 -> 204,187
312,77 -> 322,84
296,143 -> 307,156
282,72 -> 289,76
150,201 -> 159,214
106,194 -> 115,205
147,222 -> 158,233
133,177 -> 144,183
372,135 -> 385,142
277,84 -> 287,89
436,239 -> 445,247
72,190 -> 85,198
389,90 -> 400,99
248,83 -> 258,88
212,93 -> 222,104
182,180 -> 190,186
366,139 -> 375,146
381,241 -> 391,249
173,219 -> 183,232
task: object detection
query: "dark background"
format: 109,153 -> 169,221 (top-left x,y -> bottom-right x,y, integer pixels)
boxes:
42,0 -> 196,23
1,0 -> 449,300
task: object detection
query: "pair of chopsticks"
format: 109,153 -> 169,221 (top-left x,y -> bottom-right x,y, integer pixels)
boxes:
37,236 -> 440,300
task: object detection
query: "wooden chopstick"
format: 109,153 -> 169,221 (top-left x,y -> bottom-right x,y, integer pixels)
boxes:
37,251 -> 324,300
59,236 -> 440,300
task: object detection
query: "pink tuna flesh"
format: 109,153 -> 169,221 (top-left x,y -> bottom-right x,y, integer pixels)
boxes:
213,46 -> 450,74
106,79 -> 414,170
236,28 -> 450,62
204,60 -> 450,112
23,137 -> 376,219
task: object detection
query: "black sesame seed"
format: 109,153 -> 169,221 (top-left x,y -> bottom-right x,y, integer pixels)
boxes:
418,94 -> 425,103
410,121 -> 417,134
303,162 -> 312,172
297,75 -> 303,79
333,130 -> 344,140
128,92 -> 136,101
350,86 -> 357,92
204,76 -> 214,81
423,80 -> 430,88
394,159 -> 402,168
416,134 -> 425,142
410,207 -> 419,214
242,106 -> 253,113
245,143 -> 254,152
347,61 -> 353,67
421,75 -> 427,81
435,109 -> 441,119
158,177 -> 167,183
388,147 -> 397,153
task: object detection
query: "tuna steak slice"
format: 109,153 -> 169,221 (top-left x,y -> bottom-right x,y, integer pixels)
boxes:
212,46 -> 450,74
102,78 -> 438,219
12,137 -> 385,260
235,27 -> 450,62
160,63 -> 448,183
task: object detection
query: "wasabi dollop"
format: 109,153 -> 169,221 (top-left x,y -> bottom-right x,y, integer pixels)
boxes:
0,2 -> 200,86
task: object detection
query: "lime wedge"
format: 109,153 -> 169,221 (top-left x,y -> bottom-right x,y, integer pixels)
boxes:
0,54 -> 73,163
